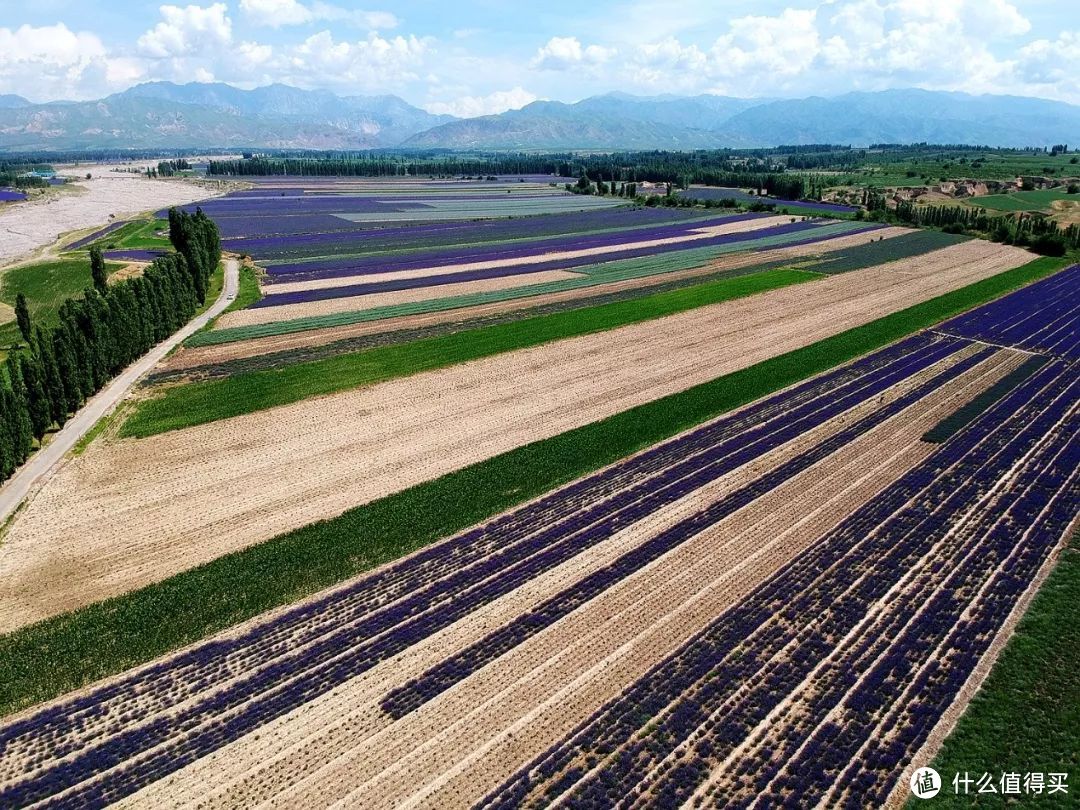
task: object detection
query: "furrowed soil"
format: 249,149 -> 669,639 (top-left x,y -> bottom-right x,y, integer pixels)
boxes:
0,240 -> 1031,631
99,348 -> 1012,808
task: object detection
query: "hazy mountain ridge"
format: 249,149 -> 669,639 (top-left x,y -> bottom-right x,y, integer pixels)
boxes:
0,82 -> 454,150
408,89 -> 1080,149
0,83 -> 1076,151
0,95 -> 32,110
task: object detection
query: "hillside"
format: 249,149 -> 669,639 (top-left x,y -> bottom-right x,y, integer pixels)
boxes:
0,82 -> 454,151
0,83 -> 1077,151
411,89 -> 1080,149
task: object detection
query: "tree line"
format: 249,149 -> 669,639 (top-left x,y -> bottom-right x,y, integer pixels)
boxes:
206,152 -> 815,200
866,198 -> 1079,255
0,209 -> 220,481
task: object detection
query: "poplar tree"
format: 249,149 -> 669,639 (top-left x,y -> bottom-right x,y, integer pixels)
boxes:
90,246 -> 108,293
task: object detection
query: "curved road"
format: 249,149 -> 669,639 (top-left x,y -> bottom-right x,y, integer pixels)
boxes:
0,258 -> 239,524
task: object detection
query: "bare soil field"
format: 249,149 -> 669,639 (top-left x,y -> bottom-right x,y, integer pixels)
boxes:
164,226 -> 914,373
0,240 -> 1030,631
0,167 -> 217,267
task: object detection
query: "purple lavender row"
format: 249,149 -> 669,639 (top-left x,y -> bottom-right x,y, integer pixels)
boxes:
0,334 -> 939,776
65,220 -> 126,250
103,249 -> 167,262
223,207 -> 699,252
162,194 -> 568,220
758,422 -> 1078,807
0,338 -> 958,805
0,339 -> 967,808
940,264 -> 1080,360
693,374 -> 1077,806
380,343 -> 985,719
252,220 -> 826,308
482,358 -> 1074,809
262,213 -> 763,281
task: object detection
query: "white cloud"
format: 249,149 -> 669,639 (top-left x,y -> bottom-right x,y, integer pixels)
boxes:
239,0 -> 312,26
283,31 -> 428,90
0,23 -> 137,101
137,3 -> 232,58
426,86 -> 538,118
532,37 -> 615,70
1013,31 -> 1080,101
578,0 -> 1050,99
239,0 -> 398,29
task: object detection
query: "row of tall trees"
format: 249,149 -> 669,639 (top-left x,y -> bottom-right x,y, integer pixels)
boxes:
203,152 -> 813,197
0,209 -> 220,482
875,202 -> 1080,255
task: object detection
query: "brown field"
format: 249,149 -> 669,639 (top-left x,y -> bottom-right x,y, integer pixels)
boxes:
87,346 -> 1014,807
162,225 -> 914,374
0,239 -> 1031,632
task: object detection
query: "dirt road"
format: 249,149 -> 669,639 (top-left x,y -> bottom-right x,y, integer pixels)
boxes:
0,258 -> 240,526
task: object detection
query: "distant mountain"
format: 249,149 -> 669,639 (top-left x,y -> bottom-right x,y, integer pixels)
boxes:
0,82 -> 454,151
407,88 -> 1080,150
0,94 -> 31,109
0,83 -> 1076,151
403,95 -> 767,150
719,90 -> 1080,148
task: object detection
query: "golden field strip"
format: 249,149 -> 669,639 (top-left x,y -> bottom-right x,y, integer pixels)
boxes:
0,239 -> 1030,631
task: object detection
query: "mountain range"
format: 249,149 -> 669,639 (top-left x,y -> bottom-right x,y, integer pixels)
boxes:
0,83 -> 1077,151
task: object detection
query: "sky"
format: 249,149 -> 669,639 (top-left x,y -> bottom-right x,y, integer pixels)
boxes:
0,0 -> 1077,115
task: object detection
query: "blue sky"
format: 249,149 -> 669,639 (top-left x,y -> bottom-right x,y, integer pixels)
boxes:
2,1 -> 1077,113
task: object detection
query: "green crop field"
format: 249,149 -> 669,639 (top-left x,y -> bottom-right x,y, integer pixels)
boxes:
968,189 -> 1078,212
93,219 -> 171,250
828,149 -> 1079,189
0,258 -> 123,350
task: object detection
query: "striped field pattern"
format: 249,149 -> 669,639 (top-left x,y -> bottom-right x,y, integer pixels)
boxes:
1,265 -> 1075,808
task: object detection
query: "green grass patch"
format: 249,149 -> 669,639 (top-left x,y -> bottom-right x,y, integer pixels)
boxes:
967,189 -> 1076,213
195,261 -> 226,318
0,258 -> 123,348
0,255 -> 1064,719
224,264 -> 262,314
90,219 -> 171,250
921,531 -> 1080,809
922,355 -> 1049,443
122,269 -> 818,437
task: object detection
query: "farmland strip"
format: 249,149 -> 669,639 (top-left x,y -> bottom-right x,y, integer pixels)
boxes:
0,256 -> 1063,720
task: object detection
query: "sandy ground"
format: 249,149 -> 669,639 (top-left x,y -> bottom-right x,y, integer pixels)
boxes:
166,226 -> 914,372
0,240 -> 1031,631
53,348 -> 1013,808
262,216 -> 795,295
0,166 -> 218,268
216,215 -> 799,328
